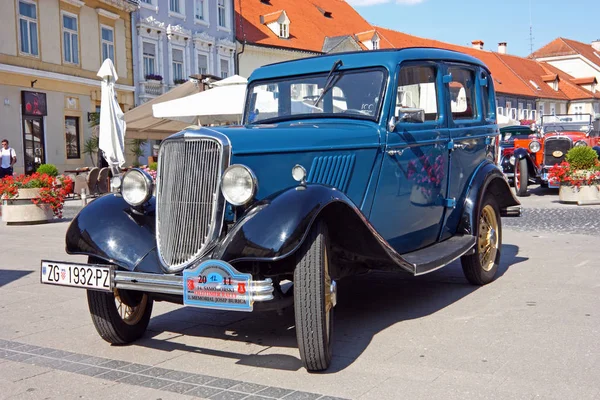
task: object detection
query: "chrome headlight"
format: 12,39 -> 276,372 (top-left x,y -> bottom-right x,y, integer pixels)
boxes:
221,164 -> 257,206
575,140 -> 588,147
509,156 -> 516,165
529,141 -> 541,153
121,169 -> 154,206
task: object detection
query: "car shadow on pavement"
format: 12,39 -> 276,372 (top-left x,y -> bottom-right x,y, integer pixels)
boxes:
0,269 -> 33,287
134,244 -> 526,373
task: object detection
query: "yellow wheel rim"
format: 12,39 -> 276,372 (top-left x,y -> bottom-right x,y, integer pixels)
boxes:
115,290 -> 147,326
478,205 -> 499,272
323,246 -> 336,342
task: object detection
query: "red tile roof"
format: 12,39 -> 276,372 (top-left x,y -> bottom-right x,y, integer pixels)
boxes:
236,0 -> 380,53
260,10 -> 284,25
572,77 -> 597,85
541,74 -> 558,82
530,37 -> 600,66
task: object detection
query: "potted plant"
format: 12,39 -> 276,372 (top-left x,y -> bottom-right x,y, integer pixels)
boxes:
173,78 -> 187,85
549,146 -> 600,204
145,74 -> 163,82
0,173 -> 74,224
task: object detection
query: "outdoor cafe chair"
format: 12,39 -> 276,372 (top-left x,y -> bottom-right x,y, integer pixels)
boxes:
86,167 -> 100,196
97,167 -> 110,194
73,174 -> 89,198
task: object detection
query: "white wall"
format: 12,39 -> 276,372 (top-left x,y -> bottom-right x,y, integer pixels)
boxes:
80,6 -> 100,72
0,0 -> 17,56
548,58 -> 600,83
115,18 -> 127,79
39,0 -> 61,65
238,45 -> 318,79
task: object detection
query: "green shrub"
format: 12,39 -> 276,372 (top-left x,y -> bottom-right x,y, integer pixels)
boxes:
36,164 -> 59,177
565,146 -> 599,170
148,162 -> 158,171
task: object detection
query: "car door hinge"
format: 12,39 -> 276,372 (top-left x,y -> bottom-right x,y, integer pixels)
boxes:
444,198 -> 456,208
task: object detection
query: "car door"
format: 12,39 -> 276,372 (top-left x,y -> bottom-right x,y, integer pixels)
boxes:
440,65 -> 498,239
369,62 -> 450,254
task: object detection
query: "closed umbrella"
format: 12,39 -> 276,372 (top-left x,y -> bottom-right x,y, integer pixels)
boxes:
97,59 -> 126,176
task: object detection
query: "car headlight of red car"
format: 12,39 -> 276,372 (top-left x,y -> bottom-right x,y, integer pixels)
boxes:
575,140 -> 588,147
529,141 -> 541,153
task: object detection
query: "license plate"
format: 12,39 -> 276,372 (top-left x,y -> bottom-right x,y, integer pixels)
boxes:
41,260 -> 112,291
183,260 -> 253,312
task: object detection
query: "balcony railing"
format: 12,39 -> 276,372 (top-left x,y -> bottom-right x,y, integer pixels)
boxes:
139,80 -> 165,99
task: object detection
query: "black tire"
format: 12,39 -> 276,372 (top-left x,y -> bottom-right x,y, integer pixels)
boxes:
461,195 -> 502,285
294,221 -> 335,372
86,258 -> 153,345
514,157 -> 529,197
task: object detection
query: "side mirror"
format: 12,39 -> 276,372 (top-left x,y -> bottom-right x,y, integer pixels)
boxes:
397,107 -> 425,123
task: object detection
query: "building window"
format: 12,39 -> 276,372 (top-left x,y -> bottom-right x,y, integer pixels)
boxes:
141,0 -> 151,3
169,0 -> 181,13
194,0 -> 205,20
62,13 -> 79,64
172,48 -> 184,82
505,101 -> 512,109
372,38 -> 379,50
220,58 -> 229,78
539,103 -> 544,116
218,0 -> 227,28
101,26 -> 114,63
143,42 -> 156,78
198,53 -> 208,75
65,116 -> 80,159
550,103 -> 555,115
279,23 -> 288,39
18,1 -> 39,56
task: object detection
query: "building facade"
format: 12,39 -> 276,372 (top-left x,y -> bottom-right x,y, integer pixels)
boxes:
133,0 -> 236,105
0,0 -> 137,175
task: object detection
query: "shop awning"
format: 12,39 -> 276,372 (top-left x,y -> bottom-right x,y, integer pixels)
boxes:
124,80 -> 203,140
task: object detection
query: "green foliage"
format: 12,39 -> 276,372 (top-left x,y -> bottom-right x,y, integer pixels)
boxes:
565,146 -> 599,170
88,112 -> 100,127
129,139 -> 147,167
148,162 -> 158,171
36,164 -> 59,177
83,135 -> 99,167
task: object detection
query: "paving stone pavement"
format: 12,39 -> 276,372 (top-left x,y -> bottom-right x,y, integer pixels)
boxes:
1,187 -> 600,399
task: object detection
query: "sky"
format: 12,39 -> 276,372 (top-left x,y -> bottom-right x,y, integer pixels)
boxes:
347,0 -> 599,57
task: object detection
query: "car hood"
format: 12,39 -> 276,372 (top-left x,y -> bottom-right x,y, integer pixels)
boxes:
208,120 -> 382,155
543,131 -> 588,141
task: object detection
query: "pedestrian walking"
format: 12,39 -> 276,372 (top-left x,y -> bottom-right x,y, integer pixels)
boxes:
0,139 -> 17,179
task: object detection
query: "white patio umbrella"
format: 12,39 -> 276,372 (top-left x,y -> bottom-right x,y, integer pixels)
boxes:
97,59 -> 126,175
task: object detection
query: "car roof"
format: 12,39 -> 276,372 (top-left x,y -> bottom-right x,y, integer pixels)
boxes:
248,48 -> 490,82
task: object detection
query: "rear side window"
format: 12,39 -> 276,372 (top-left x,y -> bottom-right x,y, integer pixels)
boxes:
449,67 -> 477,120
396,65 -> 439,122
480,71 -> 496,121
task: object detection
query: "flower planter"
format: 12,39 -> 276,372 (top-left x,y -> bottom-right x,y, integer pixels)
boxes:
2,188 -> 53,225
577,184 -> 600,205
558,185 -> 579,204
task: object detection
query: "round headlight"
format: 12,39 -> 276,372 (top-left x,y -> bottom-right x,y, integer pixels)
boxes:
529,141 -> 541,153
575,140 -> 588,147
221,165 -> 257,206
121,169 -> 154,206
509,156 -> 516,165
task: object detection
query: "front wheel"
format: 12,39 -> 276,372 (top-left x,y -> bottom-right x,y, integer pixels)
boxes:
461,195 -> 502,285
514,157 -> 529,197
294,221 -> 336,372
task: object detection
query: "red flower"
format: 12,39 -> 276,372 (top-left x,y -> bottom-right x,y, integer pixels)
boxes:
0,173 -> 73,218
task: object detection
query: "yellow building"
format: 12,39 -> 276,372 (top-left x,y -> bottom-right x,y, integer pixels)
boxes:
0,0 -> 137,174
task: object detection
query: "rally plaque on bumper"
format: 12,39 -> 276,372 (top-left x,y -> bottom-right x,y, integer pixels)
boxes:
183,260 -> 267,312
41,260 -> 112,291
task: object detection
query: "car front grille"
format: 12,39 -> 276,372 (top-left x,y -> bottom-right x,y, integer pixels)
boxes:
543,137 -> 571,166
156,137 -> 225,271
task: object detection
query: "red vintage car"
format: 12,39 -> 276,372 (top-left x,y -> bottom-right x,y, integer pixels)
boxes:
511,114 -> 600,196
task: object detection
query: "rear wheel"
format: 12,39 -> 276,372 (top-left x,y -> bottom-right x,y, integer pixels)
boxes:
86,258 -> 153,344
461,195 -> 502,285
514,157 -> 529,197
294,221 -> 336,372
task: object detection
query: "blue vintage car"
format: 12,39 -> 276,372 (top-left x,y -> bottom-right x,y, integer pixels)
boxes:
42,48 -> 520,372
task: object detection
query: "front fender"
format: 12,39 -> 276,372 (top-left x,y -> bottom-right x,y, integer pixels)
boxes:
213,184 -> 414,272
513,148 -> 539,176
65,194 -> 159,272
458,161 -> 520,236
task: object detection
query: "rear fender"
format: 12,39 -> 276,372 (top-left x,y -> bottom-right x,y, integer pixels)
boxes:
65,194 -> 161,273
458,161 -> 521,235
212,184 -> 415,273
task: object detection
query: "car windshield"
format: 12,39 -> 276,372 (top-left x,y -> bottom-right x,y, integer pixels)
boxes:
244,68 -> 387,125
541,114 -> 592,134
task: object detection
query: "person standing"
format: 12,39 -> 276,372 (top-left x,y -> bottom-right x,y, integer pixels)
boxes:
0,139 -> 17,179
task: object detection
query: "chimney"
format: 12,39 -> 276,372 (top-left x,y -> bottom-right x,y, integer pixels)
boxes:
592,39 -> 600,51
471,40 -> 484,50
498,42 -> 507,54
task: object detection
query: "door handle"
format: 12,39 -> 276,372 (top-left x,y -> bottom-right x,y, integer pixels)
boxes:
387,149 -> 404,156
453,143 -> 466,150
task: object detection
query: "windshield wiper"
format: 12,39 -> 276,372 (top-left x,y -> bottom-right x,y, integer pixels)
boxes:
313,59 -> 343,108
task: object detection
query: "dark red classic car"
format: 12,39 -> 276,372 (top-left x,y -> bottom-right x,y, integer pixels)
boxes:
511,114 -> 600,196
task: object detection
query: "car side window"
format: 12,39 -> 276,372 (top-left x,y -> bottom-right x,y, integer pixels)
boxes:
448,67 -> 477,120
395,65 -> 439,122
480,70 -> 496,121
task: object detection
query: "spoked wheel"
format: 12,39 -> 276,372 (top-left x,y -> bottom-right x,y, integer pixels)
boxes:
461,195 -> 502,285
86,258 -> 153,344
294,221 -> 336,372
514,158 -> 529,197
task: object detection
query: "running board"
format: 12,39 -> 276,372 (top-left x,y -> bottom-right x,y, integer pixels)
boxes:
401,235 -> 476,276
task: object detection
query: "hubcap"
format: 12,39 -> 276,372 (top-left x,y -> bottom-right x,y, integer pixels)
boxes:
478,205 -> 499,272
115,289 -> 147,326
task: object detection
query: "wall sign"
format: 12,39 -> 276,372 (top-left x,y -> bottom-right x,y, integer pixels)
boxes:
21,91 -> 47,116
